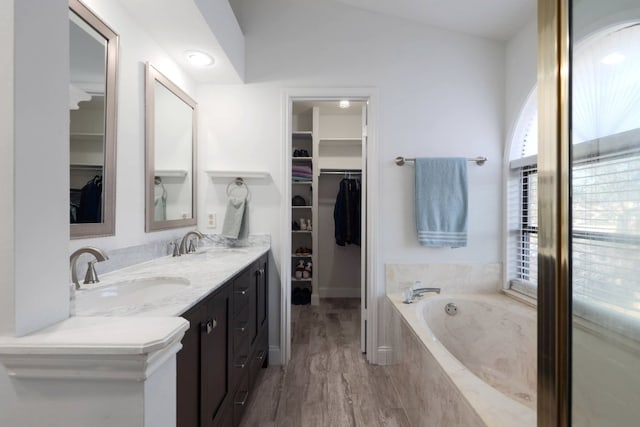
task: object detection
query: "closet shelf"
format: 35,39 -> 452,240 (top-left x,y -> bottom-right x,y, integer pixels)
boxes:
292,254 -> 312,258
318,138 -> 362,146
206,170 -> 270,180
292,131 -> 312,137
291,278 -> 313,282
291,230 -> 312,234
292,206 -> 312,209
292,181 -> 312,185
292,157 -> 313,161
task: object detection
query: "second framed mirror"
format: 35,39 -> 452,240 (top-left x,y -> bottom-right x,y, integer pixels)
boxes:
145,64 -> 197,232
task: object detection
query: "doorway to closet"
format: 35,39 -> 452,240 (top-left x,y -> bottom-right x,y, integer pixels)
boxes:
283,95 -> 372,364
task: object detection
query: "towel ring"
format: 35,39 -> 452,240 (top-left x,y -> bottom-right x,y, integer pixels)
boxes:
226,178 -> 251,201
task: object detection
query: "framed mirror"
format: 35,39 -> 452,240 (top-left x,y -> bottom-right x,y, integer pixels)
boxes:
145,64 -> 197,231
69,0 -> 118,239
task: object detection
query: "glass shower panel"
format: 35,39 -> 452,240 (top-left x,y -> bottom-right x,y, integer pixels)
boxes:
571,0 -> 640,424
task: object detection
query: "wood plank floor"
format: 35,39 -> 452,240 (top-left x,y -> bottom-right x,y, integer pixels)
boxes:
240,298 -> 411,427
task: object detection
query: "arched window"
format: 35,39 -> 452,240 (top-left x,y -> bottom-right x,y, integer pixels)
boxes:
507,23 -> 640,317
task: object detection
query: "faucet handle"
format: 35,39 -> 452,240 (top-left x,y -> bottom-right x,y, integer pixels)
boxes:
172,241 -> 181,257
188,239 -> 197,253
83,261 -> 100,284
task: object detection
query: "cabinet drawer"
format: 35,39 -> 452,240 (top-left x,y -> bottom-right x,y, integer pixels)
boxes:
231,353 -> 249,391
232,373 -> 250,427
249,331 -> 268,391
233,270 -> 252,315
233,318 -> 251,355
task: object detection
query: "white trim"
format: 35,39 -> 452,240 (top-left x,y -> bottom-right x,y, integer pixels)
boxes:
0,340 -> 184,381
375,345 -> 394,365
268,345 -> 281,366
281,88 -> 379,366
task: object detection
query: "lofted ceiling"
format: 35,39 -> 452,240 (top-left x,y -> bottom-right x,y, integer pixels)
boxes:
120,0 -> 536,86
332,0 -> 536,41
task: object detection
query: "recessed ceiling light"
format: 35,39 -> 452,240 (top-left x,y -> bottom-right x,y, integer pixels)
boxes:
339,100 -> 350,109
185,51 -> 215,67
601,52 -> 625,65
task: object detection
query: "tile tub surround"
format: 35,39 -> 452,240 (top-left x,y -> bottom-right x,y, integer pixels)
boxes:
384,293 -> 536,427
385,263 -> 501,294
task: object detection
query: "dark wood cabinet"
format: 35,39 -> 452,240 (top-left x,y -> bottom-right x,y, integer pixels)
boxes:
177,252 -> 269,427
202,287 -> 231,427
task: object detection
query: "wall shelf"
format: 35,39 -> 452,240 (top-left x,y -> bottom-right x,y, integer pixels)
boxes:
155,169 -> 188,178
206,170 -> 270,180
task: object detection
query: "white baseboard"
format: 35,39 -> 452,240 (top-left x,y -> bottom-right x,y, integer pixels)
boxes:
268,345 -> 282,365
376,345 -> 394,365
318,287 -> 360,298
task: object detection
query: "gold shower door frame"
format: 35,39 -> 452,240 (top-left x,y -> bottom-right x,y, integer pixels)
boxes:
537,0 -> 572,426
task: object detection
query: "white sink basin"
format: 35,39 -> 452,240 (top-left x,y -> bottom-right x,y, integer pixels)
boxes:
80,276 -> 190,309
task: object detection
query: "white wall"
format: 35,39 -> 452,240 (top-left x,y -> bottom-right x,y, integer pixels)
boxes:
0,0 -> 199,336
0,0 -> 15,336
505,14 -> 537,148
70,0 -> 198,253
12,0 -> 70,336
200,0 -> 506,355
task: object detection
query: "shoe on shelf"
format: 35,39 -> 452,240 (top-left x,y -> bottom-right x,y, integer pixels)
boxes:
303,261 -> 312,279
293,149 -> 301,157
299,149 -> 310,157
292,287 -> 302,305
295,260 -> 305,279
300,288 -> 311,305
292,221 -> 300,231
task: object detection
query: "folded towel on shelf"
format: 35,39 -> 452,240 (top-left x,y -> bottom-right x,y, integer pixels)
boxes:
222,196 -> 249,239
415,157 -> 468,248
292,165 -> 312,174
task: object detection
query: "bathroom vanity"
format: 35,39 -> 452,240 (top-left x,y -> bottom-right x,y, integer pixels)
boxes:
177,252 -> 269,427
0,243 -> 269,427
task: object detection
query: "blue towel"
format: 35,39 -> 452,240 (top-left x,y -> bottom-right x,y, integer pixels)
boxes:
415,158 -> 468,248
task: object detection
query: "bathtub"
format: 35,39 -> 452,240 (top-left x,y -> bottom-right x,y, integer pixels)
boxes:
385,293 -> 537,426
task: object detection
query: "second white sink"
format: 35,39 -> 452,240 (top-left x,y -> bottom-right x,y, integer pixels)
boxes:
81,276 -> 190,309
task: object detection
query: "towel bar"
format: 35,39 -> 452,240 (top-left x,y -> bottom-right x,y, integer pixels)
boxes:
395,156 -> 487,166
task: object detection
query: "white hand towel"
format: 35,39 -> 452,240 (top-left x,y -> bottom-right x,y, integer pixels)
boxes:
222,196 -> 249,239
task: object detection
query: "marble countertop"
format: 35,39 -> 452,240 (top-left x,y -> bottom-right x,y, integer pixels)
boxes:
0,244 -> 269,359
75,244 -> 270,317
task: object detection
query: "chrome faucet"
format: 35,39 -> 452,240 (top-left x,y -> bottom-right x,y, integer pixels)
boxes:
403,287 -> 441,304
179,230 -> 204,255
69,247 -> 109,290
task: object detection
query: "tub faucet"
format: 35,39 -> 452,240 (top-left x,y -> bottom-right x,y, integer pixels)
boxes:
403,287 -> 441,304
69,247 -> 109,290
413,287 -> 441,296
179,230 -> 204,255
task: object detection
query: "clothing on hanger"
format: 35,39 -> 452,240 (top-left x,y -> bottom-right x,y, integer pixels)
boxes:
333,177 -> 361,246
77,175 -> 102,223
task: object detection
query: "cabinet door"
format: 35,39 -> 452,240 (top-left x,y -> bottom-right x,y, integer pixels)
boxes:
201,287 -> 231,427
177,305 -> 203,427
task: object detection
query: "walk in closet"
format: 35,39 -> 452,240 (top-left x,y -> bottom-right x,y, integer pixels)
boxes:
290,100 -> 367,307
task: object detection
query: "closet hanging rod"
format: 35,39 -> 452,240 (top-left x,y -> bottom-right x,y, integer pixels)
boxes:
394,156 -> 487,166
319,169 -> 362,176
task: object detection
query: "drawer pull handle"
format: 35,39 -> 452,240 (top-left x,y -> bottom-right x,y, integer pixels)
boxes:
235,289 -> 248,296
256,350 -> 266,361
235,323 -> 247,333
234,356 -> 248,369
202,319 -> 217,335
234,391 -> 249,406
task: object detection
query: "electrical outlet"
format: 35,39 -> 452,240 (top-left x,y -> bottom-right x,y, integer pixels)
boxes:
208,212 -> 217,228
